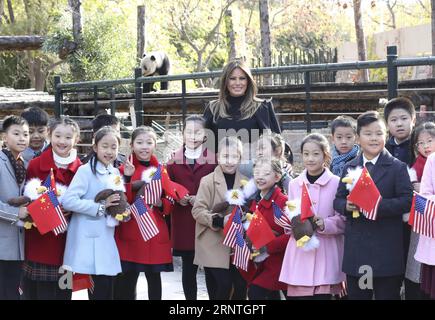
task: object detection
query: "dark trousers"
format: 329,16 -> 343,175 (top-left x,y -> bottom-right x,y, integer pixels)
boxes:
181,255 -> 198,300
287,294 -> 332,300
113,270 -> 162,300
0,260 -> 22,300
347,274 -> 403,300
88,275 -> 114,300
21,277 -> 71,300
404,278 -> 428,300
204,265 -> 247,300
248,284 -> 282,300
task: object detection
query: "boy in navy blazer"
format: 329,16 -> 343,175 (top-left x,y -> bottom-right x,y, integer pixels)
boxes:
334,111 -> 413,300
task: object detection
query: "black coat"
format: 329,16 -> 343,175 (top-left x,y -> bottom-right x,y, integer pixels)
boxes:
203,99 -> 281,151
333,149 -> 413,277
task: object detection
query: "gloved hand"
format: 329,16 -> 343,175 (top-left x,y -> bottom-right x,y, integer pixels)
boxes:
212,214 -> 225,229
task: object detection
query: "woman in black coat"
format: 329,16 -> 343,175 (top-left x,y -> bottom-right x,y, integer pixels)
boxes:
203,59 -> 281,153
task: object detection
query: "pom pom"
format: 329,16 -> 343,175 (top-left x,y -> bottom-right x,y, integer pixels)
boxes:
24,178 -> 43,200
56,183 -> 68,203
301,234 -> 320,251
141,167 -> 158,184
342,167 -> 363,192
242,178 -> 257,200
106,215 -> 120,227
225,189 -> 245,206
105,174 -> 126,192
285,199 -> 301,220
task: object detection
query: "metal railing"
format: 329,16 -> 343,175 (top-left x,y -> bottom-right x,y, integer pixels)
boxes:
54,45 -> 435,132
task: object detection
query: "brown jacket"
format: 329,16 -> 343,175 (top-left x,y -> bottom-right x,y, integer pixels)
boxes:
192,166 -> 247,269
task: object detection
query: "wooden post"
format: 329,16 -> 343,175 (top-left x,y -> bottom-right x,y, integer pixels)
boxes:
137,5 -> 146,62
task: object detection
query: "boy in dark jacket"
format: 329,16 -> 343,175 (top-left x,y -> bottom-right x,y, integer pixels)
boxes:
334,111 -> 413,300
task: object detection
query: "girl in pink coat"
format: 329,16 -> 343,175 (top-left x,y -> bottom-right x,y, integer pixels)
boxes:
415,150 -> 435,299
280,133 -> 346,299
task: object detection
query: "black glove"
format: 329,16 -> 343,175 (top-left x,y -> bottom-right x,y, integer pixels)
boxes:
212,214 -> 224,229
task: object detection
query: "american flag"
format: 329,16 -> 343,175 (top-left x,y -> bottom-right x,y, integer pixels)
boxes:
233,228 -> 250,271
143,166 -> 162,205
272,201 -> 291,230
47,190 -> 68,235
411,193 -> 435,238
130,196 -> 159,242
223,206 -> 243,248
42,169 -> 57,193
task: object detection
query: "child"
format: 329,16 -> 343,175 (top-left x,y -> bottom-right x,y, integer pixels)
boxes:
411,122 -> 435,300
166,115 -> 216,300
239,132 -> 293,193
81,114 -> 126,167
21,117 -> 82,300
385,97 -> 416,165
0,116 -> 29,300
384,97 -> 417,296
280,133 -> 345,300
114,126 -> 173,300
330,115 -> 359,177
20,107 -> 50,163
334,111 -> 413,300
192,136 -> 248,300
246,157 -> 290,300
61,126 -> 124,300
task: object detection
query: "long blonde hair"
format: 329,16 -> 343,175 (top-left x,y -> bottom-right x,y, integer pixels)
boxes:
209,59 -> 263,121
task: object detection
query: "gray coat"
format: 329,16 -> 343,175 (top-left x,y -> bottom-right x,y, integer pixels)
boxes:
0,151 -> 25,261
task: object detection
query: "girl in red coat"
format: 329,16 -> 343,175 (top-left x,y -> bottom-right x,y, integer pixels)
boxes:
22,117 -> 82,300
166,115 -> 216,300
247,157 -> 290,300
114,126 -> 173,300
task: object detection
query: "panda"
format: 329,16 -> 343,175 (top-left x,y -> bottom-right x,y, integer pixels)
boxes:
140,51 -> 171,93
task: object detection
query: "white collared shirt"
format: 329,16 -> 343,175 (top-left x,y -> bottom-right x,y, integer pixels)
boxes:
363,153 -> 380,167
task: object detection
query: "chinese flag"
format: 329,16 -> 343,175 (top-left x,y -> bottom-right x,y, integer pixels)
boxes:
301,182 -> 315,222
347,167 -> 382,220
408,193 -> 416,227
246,209 -> 275,249
72,274 -> 94,292
27,192 -> 63,235
161,167 -> 189,201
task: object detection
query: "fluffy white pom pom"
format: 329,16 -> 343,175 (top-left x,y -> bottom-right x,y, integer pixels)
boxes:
106,215 -> 120,227
225,189 -> 245,206
24,178 -> 43,200
301,234 -> 320,251
242,178 -> 257,199
343,167 -> 363,192
56,183 -> 68,203
141,167 -> 158,184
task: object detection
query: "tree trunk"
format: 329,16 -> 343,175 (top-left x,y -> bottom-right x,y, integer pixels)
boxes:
353,0 -> 369,82
0,0 -> 4,24
0,36 -> 45,50
432,0 -> 435,76
137,5 -> 146,62
225,9 -> 237,61
6,0 -> 13,23
259,0 -> 272,85
68,0 -> 82,46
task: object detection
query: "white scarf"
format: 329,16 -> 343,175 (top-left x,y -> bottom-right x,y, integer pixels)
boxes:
53,149 -> 77,169
184,146 -> 203,160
